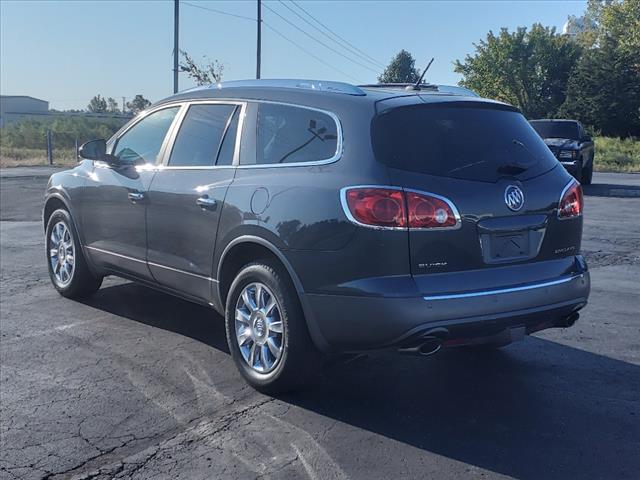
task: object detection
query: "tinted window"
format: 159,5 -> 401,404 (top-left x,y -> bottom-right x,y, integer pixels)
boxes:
114,107 -> 179,164
169,104 -> 236,167
372,104 -> 558,183
216,107 -> 240,166
249,103 -> 338,165
530,120 -> 580,140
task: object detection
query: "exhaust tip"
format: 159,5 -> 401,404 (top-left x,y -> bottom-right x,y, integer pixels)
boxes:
417,338 -> 442,356
557,312 -> 580,328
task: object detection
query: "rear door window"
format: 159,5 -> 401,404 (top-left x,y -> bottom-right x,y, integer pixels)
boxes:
169,104 -> 237,167
372,103 -> 558,183
245,103 -> 339,165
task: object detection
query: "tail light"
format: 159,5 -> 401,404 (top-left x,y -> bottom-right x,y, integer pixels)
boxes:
342,187 -> 460,229
344,188 -> 406,228
406,191 -> 458,228
558,181 -> 583,219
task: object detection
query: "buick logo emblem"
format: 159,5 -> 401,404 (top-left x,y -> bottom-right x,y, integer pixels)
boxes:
504,185 -> 525,212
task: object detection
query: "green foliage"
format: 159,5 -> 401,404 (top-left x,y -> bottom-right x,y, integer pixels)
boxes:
0,116 -> 127,150
179,50 -> 224,86
454,24 -> 582,118
126,95 -> 151,114
107,97 -> 120,114
378,50 -> 420,83
87,95 -> 108,113
594,136 -> 640,172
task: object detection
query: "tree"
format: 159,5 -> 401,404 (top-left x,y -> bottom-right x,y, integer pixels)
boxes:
87,95 -> 107,113
126,95 -> 151,114
560,0 -> 640,136
179,50 -> 224,85
378,50 -> 420,83
106,97 -> 120,114
454,24 -> 582,118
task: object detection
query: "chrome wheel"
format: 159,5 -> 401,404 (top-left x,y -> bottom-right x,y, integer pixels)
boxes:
49,221 -> 75,287
234,282 -> 284,374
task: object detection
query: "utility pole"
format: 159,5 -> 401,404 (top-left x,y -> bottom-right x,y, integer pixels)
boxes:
122,97 -> 126,113
173,0 -> 179,93
256,0 -> 261,79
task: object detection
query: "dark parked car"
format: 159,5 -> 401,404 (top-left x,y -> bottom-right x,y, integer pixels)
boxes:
44,80 -> 590,392
530,119 -> 595,184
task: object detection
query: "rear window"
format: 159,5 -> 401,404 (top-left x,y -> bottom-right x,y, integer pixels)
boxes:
372,104 -> 558,183
530,120 -> 579,140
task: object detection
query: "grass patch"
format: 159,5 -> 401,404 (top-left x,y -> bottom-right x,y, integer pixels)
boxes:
594,137 -> 639,173
0,146 -> 78,168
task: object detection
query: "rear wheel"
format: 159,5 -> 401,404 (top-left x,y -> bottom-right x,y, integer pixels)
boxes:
225,261 -> 320,393
46,209 -> 102,298
574,159 -> 583,183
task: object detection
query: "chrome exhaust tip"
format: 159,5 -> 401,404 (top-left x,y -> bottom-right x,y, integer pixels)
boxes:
398,336 -> 443,356
556,312 -> 580,328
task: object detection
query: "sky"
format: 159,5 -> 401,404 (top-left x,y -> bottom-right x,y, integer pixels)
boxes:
0,0 -> 588,111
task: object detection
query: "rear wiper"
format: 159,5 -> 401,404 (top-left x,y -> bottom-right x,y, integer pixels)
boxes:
497,163 -> 527,175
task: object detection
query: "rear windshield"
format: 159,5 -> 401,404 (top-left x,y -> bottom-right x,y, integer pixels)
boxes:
530,120 -> 579,140
372,104 -> 558,182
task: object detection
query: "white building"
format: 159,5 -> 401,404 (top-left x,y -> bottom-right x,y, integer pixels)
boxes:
0,95 -> 49,127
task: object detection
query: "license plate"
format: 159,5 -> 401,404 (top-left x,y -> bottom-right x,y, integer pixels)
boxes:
489,232 -> 529,261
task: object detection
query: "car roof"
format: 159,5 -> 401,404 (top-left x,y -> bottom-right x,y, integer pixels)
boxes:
152,79 -> 514,114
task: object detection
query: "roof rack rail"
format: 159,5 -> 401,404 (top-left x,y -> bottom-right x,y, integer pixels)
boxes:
181,79 -> 366,96
359,83 -> 479,97
359,83 -> 438,90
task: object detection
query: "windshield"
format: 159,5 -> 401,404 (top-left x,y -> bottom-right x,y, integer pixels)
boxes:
530,121 -> 579,140
372,103 -> 558,183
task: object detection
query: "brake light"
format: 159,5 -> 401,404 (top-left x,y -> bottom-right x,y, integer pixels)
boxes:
342,187 -> 459,229
406,191 -> 457,228
558,181 -> 583,219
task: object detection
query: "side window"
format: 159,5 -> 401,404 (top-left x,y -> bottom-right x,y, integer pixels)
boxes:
246,103 -> 338,165
169,104 -> 236,167
114,107 -> 179,164
216,107 -> 241,166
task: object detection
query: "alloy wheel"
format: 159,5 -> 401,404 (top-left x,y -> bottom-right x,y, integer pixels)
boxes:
49,221 -> 75,287
234,282 -> 284,373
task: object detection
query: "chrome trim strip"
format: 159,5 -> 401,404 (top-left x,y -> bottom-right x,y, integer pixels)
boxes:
86,246 -> 218,283
339,185 -> 462,231
422,274 -> 582,301
147,261 -> 219,283
558,178 -> 583,221
85,246 -> 146,264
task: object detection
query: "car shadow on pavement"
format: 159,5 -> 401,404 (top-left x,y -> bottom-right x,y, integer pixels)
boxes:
83,282 -> 639,480
82,281 -> 230,353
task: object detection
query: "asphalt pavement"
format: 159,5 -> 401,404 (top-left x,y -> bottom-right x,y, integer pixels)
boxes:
1,168 -> 638,479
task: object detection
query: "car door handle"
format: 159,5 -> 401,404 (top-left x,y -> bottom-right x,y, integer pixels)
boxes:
196,195 -> 217,210
128,192 -> 145,203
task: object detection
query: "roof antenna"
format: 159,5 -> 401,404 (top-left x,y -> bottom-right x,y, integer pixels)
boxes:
407,57 -> 434,91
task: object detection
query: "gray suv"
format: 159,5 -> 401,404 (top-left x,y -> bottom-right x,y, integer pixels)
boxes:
44,80 -> 590,392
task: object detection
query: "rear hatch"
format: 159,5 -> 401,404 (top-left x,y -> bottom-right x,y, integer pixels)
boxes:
371,100 -> 583,294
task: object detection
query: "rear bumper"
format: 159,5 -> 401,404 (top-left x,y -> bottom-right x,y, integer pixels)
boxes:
304,270 -> 590,351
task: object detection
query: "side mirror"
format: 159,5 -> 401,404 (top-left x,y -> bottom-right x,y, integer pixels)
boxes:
582,135 -> 592,143
79,139 -> 120,165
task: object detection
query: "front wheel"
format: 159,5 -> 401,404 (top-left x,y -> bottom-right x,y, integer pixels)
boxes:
225,261 -> 320,393
46,209 -> 102,298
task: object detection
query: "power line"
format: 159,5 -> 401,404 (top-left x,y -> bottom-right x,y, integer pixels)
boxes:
182,1 -> 255,22
262,21 -> 361,82
180,0 -> 362,82
278,0 -> 384,70
262,2 -> 380,75
290,0 -> 385,70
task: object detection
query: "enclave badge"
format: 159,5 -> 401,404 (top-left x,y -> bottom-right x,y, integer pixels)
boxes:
504,185 -> 525,212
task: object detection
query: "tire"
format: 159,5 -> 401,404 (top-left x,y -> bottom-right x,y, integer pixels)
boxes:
45,208 -> 102,298
225,260 -> 321,394
574,159 -> 583,183
582,158 -> 593,185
